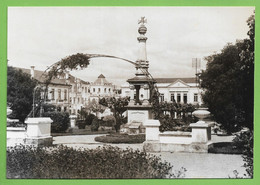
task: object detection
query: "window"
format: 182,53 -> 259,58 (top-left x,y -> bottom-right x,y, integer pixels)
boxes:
98,88 -> 101,93
88,88 -> 90,93
51,89 -> 55,100
159,94 -> 164,102
85,87 -> 87,93
194,93 -> 198,102
78,98 -> 80,103
70,97 -> 72,103
93,88 -> 95,92
109,88 -> 111,92
73,97 -> 76,104
184,93 -> 187,104
177,93 -> 181,103
58,89 -> 61,100
170,94 -> 175,102
64,107 -> 67,112
64,90 -> 67,100
104,88 -> 107,93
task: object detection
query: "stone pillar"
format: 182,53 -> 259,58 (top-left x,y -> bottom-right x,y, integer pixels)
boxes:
190,121 -> 211,143
143,119 -> 161,152
143,120 -> 160,141
180,92 -> 184,103
129,85 -> 135,106
174,92 -> 177,102
143,84 -> 149,105
69,115 -> 77,128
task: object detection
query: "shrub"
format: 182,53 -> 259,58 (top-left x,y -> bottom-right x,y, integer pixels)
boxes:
42,111 -> 69,133
85,114 -> 96,125
76,120 -> 86,129
6,145 -> 185,178
95,134 -> 145,143
90,117 -> 100,131
101,115 -> 116,127
233,130 -> 253,178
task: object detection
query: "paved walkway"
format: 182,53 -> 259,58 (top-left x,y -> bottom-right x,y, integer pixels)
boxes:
52,134 -> 247,178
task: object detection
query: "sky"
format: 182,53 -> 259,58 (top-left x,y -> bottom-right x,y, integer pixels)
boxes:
8,7 -> 254,86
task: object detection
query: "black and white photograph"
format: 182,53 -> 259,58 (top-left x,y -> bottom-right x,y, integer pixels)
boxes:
6,7 -> 254,178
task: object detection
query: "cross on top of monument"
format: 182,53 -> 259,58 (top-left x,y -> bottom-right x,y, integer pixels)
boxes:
138,17 -> 147,24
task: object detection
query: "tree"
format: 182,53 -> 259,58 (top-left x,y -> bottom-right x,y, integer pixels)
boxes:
85,99 -> 106,117
99,97 -> 129,132
7,66 -> 38,122
199,13 -> 254,133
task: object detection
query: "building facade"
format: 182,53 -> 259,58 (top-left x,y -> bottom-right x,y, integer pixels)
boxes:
121,77 -> 203,105
89,74 -> 117,102
17,67 -> 118,115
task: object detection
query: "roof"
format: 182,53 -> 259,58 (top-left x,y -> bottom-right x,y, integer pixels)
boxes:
127,76 -> 156,83
98,74 -> 105,78
93,74 -> 111,85
154,78 -> 196,84
16,67 -> 89,86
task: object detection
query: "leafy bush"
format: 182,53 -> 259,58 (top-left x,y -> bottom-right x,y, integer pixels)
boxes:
233,131 -> 253,178
76,120 -> 86,129
85,113 -> 96,125
159,114 -> 195,132
101,115 -> 116,127
95,134 -> 145,143
90,117 -> 100,131
6,145 -> 185,178
42,111 -> 70,133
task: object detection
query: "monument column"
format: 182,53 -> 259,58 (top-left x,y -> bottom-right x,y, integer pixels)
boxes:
129,85 -> 135,105
143,84 -> 149,105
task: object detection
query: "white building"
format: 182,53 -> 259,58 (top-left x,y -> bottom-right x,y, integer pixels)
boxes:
89,74 -> 117,102
121,77 -> 203,105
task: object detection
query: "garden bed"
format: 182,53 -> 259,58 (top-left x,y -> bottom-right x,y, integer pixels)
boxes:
208,142 -> 243,154
95,133 -> 145,144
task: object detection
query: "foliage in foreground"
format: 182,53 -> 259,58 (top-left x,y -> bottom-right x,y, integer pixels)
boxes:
233,131 -> 253,178
6,145 -> 185,179
95,134 -> 145,144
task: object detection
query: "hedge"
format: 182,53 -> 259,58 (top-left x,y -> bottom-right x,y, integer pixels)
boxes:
6,145 -> 186,179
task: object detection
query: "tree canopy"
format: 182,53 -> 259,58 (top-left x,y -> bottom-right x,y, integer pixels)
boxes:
7,66 -> 38,122
199,13 -> 254,133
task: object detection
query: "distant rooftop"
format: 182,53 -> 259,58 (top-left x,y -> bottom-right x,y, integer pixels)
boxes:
93,74 -> 112,85
154,77 -> 196,84
15,67 -> 89,86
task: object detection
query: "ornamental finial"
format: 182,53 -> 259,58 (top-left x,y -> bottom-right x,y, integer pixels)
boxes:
138,17 -> 147,24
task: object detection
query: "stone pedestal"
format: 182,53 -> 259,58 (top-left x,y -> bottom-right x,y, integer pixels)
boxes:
143,119 -> 160,141
190,121 -> 211,143
69,115 -> 77,128
143,119 -> 161,152
24,117 -> 53,146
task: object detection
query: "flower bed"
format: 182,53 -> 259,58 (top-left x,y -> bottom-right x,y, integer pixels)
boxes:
95,133 -> 145,144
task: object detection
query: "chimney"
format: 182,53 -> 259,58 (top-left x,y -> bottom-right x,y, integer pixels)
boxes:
30,66 -> 35,78
65,70 -> 69,79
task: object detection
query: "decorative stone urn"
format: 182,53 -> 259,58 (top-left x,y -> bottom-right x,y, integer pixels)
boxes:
192,108 -> 211,122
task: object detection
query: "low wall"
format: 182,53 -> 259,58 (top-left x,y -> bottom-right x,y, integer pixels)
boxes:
143,120 -> 213,153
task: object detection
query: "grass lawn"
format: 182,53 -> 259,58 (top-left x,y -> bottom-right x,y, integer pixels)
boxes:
95,133 -> 145,144
51,126 -> 116,136
208,142 -> 243,154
